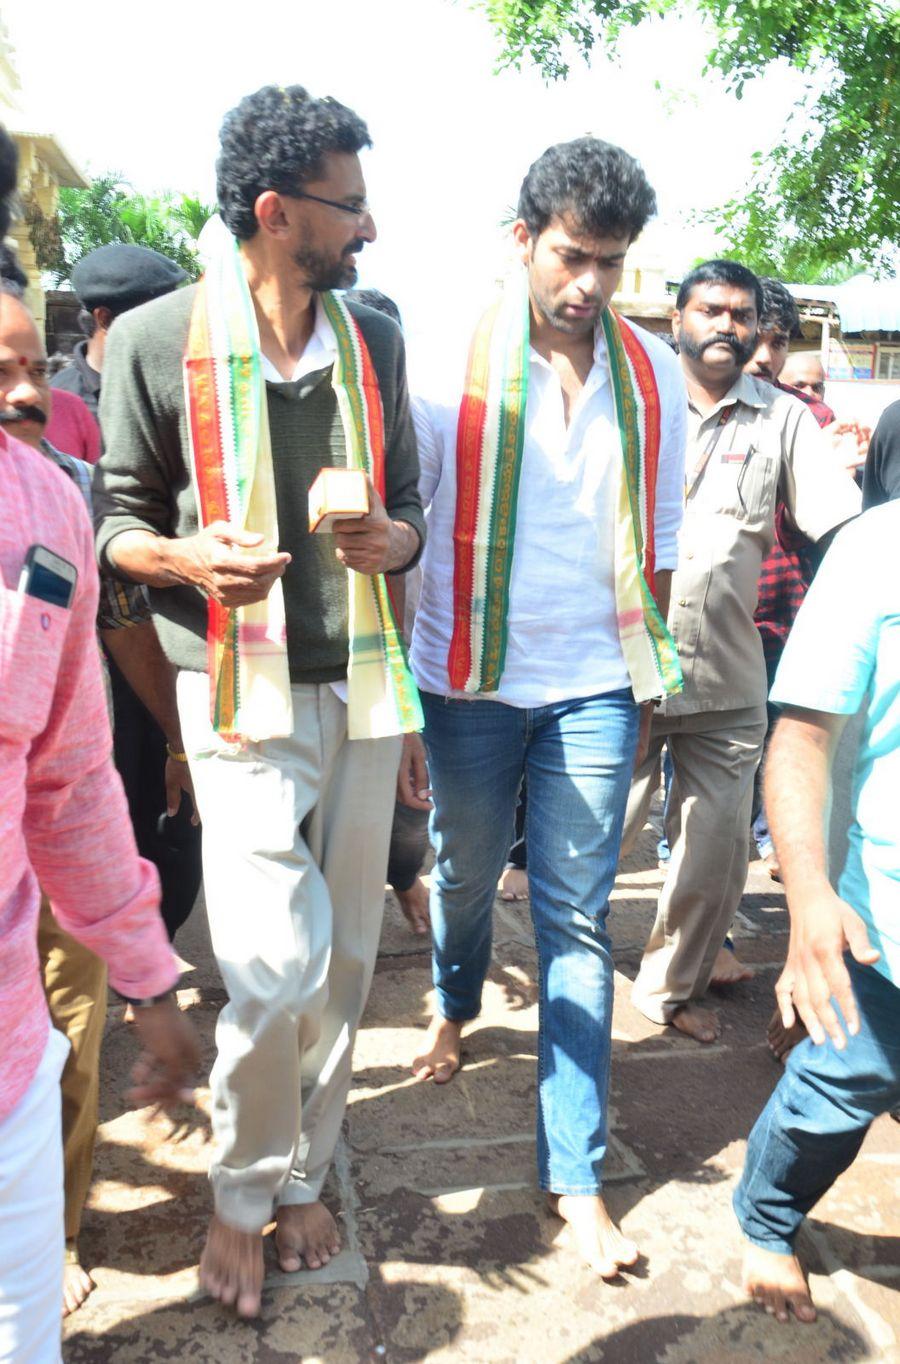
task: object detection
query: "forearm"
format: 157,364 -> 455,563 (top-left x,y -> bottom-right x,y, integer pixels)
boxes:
100,619 -> 183,746
765,708 -> 845,910
107,528 -> 199,589
386,519 -> 421,573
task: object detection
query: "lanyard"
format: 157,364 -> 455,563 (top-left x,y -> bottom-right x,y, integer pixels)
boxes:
686,403 -> 735,501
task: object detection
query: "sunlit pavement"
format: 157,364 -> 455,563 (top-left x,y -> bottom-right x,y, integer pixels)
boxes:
63,824 -> 899,1362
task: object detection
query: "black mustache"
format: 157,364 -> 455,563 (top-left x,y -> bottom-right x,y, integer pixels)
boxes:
0,403 -> 46,425
702,333 -> 742,353
343,240 -> 365,257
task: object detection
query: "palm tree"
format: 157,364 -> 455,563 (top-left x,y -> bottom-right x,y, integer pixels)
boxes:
40,174 -> 215,284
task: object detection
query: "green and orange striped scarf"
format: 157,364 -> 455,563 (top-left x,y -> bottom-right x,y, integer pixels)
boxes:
449,279 -> 682,704
183,225 -> 422,742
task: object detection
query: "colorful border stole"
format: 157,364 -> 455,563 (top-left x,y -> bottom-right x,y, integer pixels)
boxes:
449,284 -> 530,691
184,232 -> 292,742
448,279 -> 682,703
183,224 -> 422,741
319,292 -> 423,740
602,308 -> 682,701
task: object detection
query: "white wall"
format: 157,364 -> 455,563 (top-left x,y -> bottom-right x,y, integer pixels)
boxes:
824,380 -> 900,427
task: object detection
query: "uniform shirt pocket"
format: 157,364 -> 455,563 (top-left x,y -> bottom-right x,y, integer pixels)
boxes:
0,588 -> 69,742
713,450 -> 776,524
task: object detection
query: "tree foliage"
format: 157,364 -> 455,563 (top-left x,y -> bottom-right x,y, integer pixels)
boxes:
37,173 -> 215,284
479,0 -> 900,280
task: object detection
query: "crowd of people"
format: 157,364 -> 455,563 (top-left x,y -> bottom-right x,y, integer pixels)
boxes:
1,83 -> 898,1361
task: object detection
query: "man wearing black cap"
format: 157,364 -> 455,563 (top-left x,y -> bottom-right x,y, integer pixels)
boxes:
55,244 -> 203,947
51,243 -> 188,418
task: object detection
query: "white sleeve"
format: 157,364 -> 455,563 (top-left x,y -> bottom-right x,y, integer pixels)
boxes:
652,352 -> 687,571
411,394 -> 443,510
780,399 -> 861,542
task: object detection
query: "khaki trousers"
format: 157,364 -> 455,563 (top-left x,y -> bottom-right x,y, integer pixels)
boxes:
176,673 -> 401,1233
37,897 -> 108,1242
621,707 -> 767,1024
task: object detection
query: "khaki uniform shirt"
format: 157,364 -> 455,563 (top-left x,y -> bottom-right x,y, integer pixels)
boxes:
662,372 -> 861,716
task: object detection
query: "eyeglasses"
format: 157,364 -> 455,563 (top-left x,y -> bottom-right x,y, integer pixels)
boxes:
288,191 -> 371,219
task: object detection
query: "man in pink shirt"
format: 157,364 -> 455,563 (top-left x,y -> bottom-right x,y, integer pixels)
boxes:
0,401 -> 199,1358
44,386 -> 101,464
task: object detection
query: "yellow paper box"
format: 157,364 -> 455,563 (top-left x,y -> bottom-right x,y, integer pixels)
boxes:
308,467 -> 370,533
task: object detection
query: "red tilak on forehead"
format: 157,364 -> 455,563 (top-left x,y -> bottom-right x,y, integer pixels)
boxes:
18,357 -> 28,366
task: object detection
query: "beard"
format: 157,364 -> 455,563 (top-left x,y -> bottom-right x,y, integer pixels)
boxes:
292,239 -> 365,291
678,328 -> 756,368
530,275 -> 599,336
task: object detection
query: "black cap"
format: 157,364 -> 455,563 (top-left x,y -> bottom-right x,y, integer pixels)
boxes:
71,243 -> 188,312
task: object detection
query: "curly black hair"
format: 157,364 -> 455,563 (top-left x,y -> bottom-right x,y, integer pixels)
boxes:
517,137 -> 656,244
216,85 -> 371,240
0,124 -> 19,241
676,260 -> 763,316
758,276 -> 801,339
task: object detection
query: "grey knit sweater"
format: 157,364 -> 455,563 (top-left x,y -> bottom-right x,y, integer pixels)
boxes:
93,285 -> 425,681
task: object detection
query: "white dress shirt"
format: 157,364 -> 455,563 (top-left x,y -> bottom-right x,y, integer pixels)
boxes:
410,317 -> 687,707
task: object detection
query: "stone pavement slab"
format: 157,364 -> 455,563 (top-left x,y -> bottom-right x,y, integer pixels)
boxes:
63,826 -> 899,1362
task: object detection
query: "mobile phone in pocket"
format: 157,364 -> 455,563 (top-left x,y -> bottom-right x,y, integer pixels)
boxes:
17,544 -> 78,609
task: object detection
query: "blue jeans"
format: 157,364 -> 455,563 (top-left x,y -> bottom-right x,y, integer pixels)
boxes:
734,956 -> 900,1255
422,687 -> 640,1196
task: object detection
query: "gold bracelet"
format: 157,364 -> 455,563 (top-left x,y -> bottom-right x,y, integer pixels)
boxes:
166,742 -> 189,763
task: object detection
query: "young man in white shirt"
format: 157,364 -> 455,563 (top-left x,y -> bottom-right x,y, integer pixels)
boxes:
401,138 -> 687,1275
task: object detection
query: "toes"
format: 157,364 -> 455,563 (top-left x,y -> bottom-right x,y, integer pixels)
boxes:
613,1238 -> 640,1268
200,1266 -> 223,1298
791,1297 -> 817,1323
277,1249 -> 302,1273
236,1287 -> 261,1318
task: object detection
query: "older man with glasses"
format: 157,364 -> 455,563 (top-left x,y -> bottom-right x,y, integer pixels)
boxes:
93,85 -> 425,1319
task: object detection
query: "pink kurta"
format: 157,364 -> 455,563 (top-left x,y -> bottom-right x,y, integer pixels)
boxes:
44,386 -> 101,464
0,428 -> 177,1123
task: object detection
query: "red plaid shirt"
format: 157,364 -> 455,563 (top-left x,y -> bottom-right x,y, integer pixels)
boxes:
754,382 -> 834,669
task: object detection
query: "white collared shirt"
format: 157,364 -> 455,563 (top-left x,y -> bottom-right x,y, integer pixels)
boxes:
259,296 -> 336,384
410,318 -> 687,707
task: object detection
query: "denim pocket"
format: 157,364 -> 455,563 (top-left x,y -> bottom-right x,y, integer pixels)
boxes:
0,587 -> 68,742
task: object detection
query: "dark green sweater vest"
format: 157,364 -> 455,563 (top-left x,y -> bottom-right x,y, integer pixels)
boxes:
94,284 -> 425,681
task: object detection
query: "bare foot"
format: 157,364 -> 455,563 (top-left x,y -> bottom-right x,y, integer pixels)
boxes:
274,1202 -> 340,1272
62,1241 -> 95,1316
548,1194 -> 640,1278
764,853 -> 782,882
710,945 -> 754,986
499,866 -> 529,901
766,1006 -> 807,1063
411,1016 -> 462,1083
395,878 -> 431,936
199,1214 -> 264,1318
670,1002 -> 720,1044
743,1241 -> 817,1323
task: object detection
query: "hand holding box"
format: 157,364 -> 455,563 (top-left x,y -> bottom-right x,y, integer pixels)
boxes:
308,467 -> 370,533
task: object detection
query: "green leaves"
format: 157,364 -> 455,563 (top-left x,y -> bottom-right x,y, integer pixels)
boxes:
476,0 -> 900,277
43,175 -> 215,285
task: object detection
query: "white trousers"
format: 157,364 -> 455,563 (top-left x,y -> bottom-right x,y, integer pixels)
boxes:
0,1027 -> 69,1364
177,674 -> 401,1232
